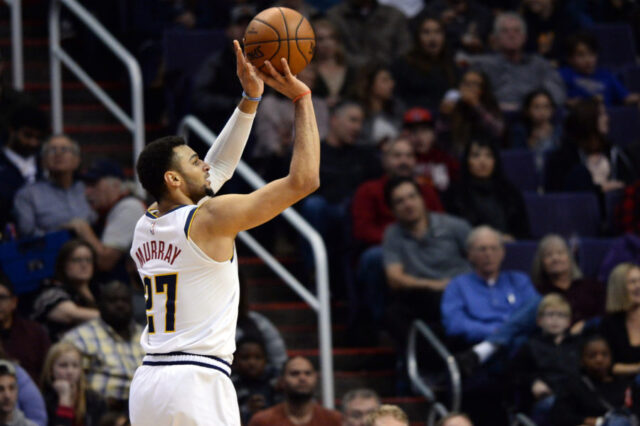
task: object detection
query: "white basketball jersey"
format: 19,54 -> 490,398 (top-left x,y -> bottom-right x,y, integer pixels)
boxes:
130,205 -> 239,361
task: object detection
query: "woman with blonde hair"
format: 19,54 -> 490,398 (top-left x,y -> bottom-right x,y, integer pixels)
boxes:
41,341 -> 105,426
600,263 -> 640,377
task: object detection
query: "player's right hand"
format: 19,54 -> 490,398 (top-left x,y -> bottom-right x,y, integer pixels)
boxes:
256,58 -> 310,101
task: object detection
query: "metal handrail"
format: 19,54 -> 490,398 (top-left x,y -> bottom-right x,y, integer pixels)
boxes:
49,0 -> 144,191
514,413 -> 536,426
427,402 -> 449,426
4,0 -> 23,89
178,115 -> 335,408
407,320 -> 462,413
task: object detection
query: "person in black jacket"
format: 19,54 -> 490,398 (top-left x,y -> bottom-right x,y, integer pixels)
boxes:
444,137 -> 530,240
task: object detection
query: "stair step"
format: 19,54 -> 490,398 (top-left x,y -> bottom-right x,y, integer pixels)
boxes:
41,103 -> 125,126
288,346 -> 396,371
279,324 -> 349,349
25,80 -> 127,104
334,370 -> 397,397
246,277 -> 305,303
251,301 -> 347,328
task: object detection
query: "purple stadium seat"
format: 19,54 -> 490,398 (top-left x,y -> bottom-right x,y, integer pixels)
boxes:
591,24 -> 637,68
617,65 -> 640,93
577,238 -> 615,280
523,192 -> 601,238
500,149 -> 539,192
503,240 -> 539,274
607,106 -> 640,147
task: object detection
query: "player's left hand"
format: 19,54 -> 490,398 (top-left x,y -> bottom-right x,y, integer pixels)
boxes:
234,40 -> 263,99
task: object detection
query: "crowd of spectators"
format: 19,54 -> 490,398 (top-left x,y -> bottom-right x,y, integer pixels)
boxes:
0,0 -> 640,424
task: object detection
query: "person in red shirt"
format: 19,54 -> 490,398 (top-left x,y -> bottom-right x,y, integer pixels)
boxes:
248,356 -> 341,426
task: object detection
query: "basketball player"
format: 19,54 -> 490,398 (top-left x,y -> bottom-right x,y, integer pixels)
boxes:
128,40 -> 319,425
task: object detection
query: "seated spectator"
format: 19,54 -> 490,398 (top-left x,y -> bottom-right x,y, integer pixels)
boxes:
342,388 -> 380,426
391,15 -> 459,112
509,294 -> 581,424
545,99 -> 636,194
560,32 -> 640,107
13,135 -> 95,237
600,263 -> 640,378
326,0 -> 411,68
0,360 -> 37,426
441,226 -> 538,344
364,404 -> 409,426
0,348 -> 46,426
355,64 -> 404,146
0,104 -> 47,236
508,89 -> 561,173
436,413 -> 473,426
438,69 -> 505,155
66,160 -> 146,282
0,270 -> 50,382
0,52 -> 35,144
469,12 -> 565,112
31,239 -> 99,342
402,107 -> 459,192
310,18 -> 358,108
248,356 -> 342,425
40,341 -> 106,426
422,0 -> 492,55
232,337 -> 278,425
383,177 -> 471,344
443,138 -> 530,240
63,281 -> 144,410
550,335 -> 636,426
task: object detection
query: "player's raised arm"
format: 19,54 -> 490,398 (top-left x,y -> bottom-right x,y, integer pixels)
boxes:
195,58 -> 320,237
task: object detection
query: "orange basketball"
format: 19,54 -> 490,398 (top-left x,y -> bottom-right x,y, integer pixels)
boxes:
243,7 -> 315,75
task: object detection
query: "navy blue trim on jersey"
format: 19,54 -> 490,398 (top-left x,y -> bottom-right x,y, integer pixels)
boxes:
146,205 -> 189,220
146,351 -> 231,367
184,206 -> 198,237
142,360 -> 230,377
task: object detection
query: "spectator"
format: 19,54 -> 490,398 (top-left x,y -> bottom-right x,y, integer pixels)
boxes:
0,104 -> 47,236
544,99 -> 636,194
509,294 -> 581,424
310,18 -> 358,108
326,0 -> 411,67
508,89 -> 561,173
0,348 -> 46,426
342,388 -> 381,426
63,280 -> 144,410
13,135 -> 95,238
0,52 -> 34,144
422,0 -> 493,54
438,69 -> 505,156
444,138 -> 530,240
436,413 -> 473,426
391,15 -> 459,111
0,360 -> 37,426
31,239 -> 99,342
469,12 -> 565,112
402,107 -> 459,192
0,270 -> 50,382
355,63 -> 404,146
364,405 -> 409,426
232,337 -> 277,424
65,159 -> 146,282
441,226 -> 538,344
559,32 -> 640,107
383,176 -> 471,344
600,263 -> 640,378
40,341 -> 107,426
248,356 -> 342,425
550,335 -> 636,426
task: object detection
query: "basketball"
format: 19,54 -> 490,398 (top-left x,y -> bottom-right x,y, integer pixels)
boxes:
243,7 -> 315,75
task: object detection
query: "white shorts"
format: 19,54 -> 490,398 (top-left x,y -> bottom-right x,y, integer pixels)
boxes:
129,353 -> 240,426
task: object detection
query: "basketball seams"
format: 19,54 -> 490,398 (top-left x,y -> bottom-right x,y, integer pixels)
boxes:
277,8 -> 290,65
294,15 -> 310,66
244,38 -> 315,47
248,17 -> 282,71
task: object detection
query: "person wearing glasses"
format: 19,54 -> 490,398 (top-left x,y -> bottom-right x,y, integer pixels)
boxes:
13,135 -> 95,238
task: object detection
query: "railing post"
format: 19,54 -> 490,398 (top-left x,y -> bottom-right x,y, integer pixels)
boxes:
48,0 -> 63,133
129,62 -> 144,194
314,237 -> 334,408
7,0 -> 24,90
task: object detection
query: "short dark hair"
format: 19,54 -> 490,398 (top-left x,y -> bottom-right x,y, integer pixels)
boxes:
236,336 -> 266,354
0,269 -> 15,296
565,31 -> 598,57
137,136 -> 186,201
9,104 -> 48,133
384,176 -> 421,209
329,99 -> 362,118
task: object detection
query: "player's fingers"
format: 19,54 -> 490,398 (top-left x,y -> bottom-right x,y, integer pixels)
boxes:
263,60 -> 283,80
280,58 -> 293,78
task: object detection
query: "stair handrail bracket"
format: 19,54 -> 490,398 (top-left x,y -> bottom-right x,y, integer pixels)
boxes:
178,115 -> 335,408
49,0 -> 144,191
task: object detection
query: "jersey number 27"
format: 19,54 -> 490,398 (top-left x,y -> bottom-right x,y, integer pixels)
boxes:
143,274 -> 177,333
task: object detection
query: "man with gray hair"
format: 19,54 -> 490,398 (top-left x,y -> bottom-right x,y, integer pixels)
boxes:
13,134 -> 96,237
342,388 -> 381,426
441,225 -> 538,344
468,12 -> 565,112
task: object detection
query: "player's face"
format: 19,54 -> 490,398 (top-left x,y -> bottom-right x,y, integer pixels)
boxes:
173,145 -> 213,201
65,245 -> 94,284
344,397 -> 379,426
390,182 -> 425,224
625,267 -> 640,307
467,144 -> 495,179
282,358 -> 317,397
0,375 -> 17,416
384,140 -> 415,178
52,350 -> 82,385
235,343 -> 267,380
43,136 -> 80,174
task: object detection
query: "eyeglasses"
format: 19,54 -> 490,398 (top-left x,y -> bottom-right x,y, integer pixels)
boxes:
44,146 -> 77,155
69,257 -> 92,264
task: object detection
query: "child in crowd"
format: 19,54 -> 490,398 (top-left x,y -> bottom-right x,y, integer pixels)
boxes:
232,337 -> 278,424
550,335 -> 637,426
560,32 -> 640,107
509,294 -> 581,425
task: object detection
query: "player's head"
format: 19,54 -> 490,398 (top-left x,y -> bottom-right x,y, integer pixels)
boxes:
234,336 -> 267,380
280,356 -> 317,403
137,136 -> 213,203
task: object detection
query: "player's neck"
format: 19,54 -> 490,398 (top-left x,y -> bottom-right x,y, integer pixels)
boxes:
157,194 -> 193,216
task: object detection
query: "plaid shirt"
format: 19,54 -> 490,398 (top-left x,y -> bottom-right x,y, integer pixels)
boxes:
617,180 -> 640,235
63,318 -> 144,402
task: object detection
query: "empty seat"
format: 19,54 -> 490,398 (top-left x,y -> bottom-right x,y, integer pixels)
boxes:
591,24 -> 637,68
577,238 -> 615,280
500,149 -> 539,192
608,106 -> 640,147
617,65 -> 640,93
524,192 -> 601,238
503,240 -> 539,273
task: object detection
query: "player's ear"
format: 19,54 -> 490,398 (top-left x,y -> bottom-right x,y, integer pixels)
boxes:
164,171 -> 181,189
